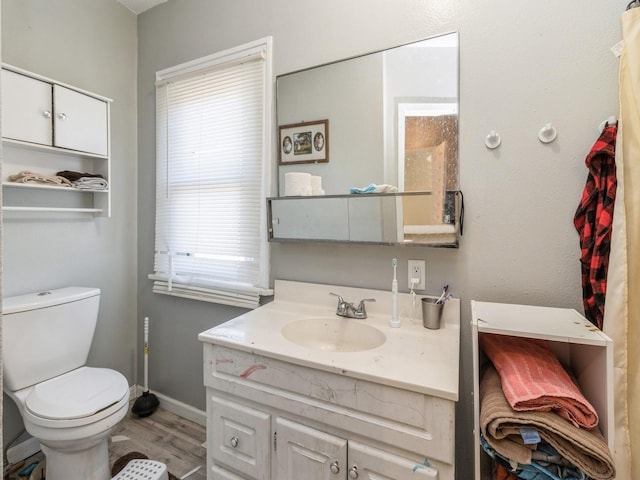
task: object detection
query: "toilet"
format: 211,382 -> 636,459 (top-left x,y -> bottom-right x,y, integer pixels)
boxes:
2,287 -> 130,480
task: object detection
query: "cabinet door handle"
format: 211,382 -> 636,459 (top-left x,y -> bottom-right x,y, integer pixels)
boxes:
42,110 -> 52,118
230,436 -> 239,448
329,461 -> 340,474
348,466 -> 359,479
58,112 -> 67,120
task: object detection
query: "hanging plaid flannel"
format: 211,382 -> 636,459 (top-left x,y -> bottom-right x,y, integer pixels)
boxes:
573,123 -> 618,330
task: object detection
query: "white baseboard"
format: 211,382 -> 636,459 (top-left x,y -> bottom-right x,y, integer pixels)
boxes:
132,385 -> 206,427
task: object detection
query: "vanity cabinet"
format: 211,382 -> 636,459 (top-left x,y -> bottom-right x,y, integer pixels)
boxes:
471,301 -> 614,480
203,344 -> 454,480
1,65 -> 112,216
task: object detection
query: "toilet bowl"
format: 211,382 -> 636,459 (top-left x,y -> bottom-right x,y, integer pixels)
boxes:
2,288 -> 131,480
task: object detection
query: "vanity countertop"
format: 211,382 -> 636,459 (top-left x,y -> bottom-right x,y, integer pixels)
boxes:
198,280 -> 460,401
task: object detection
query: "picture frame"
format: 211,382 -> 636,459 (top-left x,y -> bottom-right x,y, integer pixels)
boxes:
278,120 -> 329,165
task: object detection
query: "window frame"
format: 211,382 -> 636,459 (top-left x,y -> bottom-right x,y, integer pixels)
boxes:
149,37 -> 274,308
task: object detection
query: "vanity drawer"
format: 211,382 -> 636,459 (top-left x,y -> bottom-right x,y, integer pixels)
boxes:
209,393 -> 271,480
207,345 -> 426,427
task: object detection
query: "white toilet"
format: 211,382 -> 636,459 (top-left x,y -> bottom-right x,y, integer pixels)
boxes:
2,287 -> 130,480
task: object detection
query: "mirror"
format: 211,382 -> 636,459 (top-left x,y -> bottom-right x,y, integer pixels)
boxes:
273,32 -> 459,246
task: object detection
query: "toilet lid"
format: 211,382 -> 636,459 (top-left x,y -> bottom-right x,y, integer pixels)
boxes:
25,367 -> 129,420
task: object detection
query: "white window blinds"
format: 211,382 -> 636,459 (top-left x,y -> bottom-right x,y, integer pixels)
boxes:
151,38 -> 273,309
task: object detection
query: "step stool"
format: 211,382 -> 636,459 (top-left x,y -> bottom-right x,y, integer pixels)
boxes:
112,459 -> 169,480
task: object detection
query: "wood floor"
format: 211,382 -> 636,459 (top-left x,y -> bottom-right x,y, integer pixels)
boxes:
2,406 -> 206,480
109,406 -> 207,480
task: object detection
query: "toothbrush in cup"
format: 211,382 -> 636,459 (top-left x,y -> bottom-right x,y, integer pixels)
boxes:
436,285 -> 449,304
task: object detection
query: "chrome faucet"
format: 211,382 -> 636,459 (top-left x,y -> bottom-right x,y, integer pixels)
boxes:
329,292 -> 375,319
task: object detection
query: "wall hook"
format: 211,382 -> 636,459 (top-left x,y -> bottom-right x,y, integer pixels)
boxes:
598,116 -> 617,133
538,123 -> 557,144
485,130 -> 501,149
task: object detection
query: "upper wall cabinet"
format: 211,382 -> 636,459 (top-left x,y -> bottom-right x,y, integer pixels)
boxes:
1,65 -> 112,216
2,68 -> 109,156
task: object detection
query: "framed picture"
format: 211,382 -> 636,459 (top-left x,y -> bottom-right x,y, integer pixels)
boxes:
279,120 -> 329,165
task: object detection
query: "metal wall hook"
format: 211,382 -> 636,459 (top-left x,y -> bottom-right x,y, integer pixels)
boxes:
538,123 -> 557,144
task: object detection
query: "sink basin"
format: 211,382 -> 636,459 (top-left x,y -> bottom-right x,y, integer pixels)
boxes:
281,317 -> 386,352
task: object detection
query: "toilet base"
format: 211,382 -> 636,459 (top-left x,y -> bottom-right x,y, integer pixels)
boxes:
40,433 -> 111,480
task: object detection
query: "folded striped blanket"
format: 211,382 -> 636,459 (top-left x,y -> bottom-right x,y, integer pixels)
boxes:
480,334 -> 598,429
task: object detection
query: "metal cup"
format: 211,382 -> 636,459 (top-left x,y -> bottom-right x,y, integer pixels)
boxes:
421,297 -> 444,330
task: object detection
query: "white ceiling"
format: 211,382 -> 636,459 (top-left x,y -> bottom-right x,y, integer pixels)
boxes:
117,0 -> 167,14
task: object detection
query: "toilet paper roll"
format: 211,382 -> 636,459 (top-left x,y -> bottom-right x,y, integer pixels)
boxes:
285,172 -> 312,196
311,176 -> 324,195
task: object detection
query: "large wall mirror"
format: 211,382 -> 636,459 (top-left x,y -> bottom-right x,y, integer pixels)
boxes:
269,31 -> 460,247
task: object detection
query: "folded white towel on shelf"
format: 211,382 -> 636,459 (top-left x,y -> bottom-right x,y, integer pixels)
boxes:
73,177 -> 109,190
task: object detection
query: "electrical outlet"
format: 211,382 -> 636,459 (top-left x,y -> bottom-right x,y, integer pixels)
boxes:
408,260 -> 426,290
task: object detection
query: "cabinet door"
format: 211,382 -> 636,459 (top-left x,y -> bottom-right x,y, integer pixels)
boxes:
53,85 -> 108,155
1,69 -> 53,146
276,417 -> 347,480
348,441 -> 439,480
210,395 -> 271,480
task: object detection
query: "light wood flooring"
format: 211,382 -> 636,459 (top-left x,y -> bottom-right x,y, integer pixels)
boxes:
109,406 -> 207,480
3,406 -> 206,480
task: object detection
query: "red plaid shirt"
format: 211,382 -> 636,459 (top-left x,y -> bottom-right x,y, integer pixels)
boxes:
573,124 -> 618,330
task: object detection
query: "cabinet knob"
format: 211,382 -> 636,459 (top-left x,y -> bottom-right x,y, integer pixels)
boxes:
348,466 -> 359,479
230,436 -> 239,448
42,110 -> 52,118
329,461 -> 340,474
58,112 -> 67,121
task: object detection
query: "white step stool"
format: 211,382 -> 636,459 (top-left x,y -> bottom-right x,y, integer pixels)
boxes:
112,459 -> 169,480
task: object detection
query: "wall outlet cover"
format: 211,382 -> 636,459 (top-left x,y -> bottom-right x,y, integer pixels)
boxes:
408,259 -> 426,290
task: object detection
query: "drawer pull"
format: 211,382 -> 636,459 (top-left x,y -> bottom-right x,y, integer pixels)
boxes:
42,110 -> 52,118
330,461 -> 340,474
230,436 -> 239,448
348,466 -> 359,479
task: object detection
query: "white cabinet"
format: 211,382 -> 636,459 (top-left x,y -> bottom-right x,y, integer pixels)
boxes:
276,418 -> 347,480
275,418 -> 438,480
210,395 -> 271,480
471,301 -> 613,480
348,441 -> 438,480
1,69 -> 53,146
1,65 -> 112,216
53,84 -> 108,156
203,344 -> 455,480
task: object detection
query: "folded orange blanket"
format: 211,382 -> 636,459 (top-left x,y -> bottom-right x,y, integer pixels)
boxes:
479,334 -> 598,429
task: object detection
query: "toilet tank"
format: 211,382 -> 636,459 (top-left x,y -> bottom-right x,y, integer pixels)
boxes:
2,287 -> 101,392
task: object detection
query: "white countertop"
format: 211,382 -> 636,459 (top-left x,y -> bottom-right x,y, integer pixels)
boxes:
199,280 -> 460,401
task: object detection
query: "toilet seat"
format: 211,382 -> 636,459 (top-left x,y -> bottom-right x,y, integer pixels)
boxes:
25,366 -> 129,421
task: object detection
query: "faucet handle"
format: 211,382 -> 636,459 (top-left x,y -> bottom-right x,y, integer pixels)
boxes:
329,292 -> 348,316
329,292 -> 344,302
355,298 -> 376,319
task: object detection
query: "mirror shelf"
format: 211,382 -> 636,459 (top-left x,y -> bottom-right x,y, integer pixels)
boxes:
267,191 -> 461,248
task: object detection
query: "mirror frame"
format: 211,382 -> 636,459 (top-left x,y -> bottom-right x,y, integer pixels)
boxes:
271,31 -> 460,247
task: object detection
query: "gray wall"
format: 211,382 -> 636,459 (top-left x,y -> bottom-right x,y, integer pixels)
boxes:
1,0 -> 138,446
0,0 -> 621,477
137,1 -> 622,478
277,53 -> 384,195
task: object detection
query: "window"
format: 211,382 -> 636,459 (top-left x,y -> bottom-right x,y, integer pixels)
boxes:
150,38 -> 273,309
